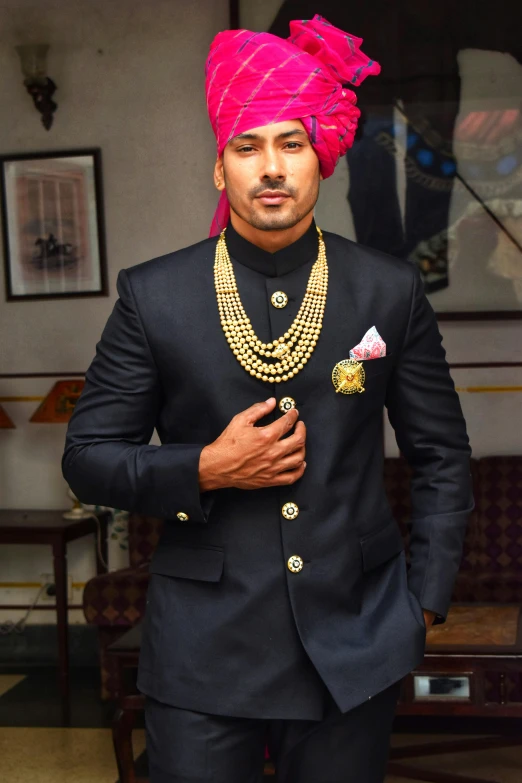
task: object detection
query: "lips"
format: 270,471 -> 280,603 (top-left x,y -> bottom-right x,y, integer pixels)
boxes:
256,192 -> 290,205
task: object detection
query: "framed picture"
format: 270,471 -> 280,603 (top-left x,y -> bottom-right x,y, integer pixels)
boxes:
230,1 -> 522,320
0,148 -> 108,301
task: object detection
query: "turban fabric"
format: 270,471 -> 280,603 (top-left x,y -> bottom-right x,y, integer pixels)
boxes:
205,14 -> 381,236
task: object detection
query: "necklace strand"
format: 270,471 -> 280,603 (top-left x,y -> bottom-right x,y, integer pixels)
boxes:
214,225 -> 328,383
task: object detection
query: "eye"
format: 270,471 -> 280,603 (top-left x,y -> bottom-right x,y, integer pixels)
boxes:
285,142 -> 302,150
237,145 -> 256,153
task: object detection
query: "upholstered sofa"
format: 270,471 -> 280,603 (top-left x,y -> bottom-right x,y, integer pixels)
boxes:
83,455 -> 522,700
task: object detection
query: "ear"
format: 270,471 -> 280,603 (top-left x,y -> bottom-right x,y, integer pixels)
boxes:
214,155 -> 225,192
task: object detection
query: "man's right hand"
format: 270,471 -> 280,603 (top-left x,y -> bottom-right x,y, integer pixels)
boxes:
198,397 -> 306,492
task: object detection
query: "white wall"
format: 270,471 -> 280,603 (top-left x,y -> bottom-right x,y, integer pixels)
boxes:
0,0 -> 229,623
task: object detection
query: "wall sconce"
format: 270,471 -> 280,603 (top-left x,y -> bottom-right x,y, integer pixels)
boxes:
15,44 -> 58,130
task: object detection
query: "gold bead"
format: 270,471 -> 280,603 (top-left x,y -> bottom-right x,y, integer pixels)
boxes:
215,228 -> 327,385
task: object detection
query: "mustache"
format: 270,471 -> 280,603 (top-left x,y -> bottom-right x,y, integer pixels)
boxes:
250,180 -> 295,198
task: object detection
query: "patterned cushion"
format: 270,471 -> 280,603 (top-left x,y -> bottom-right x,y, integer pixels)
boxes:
475,456 -> 522,573
83,565 -> 150,627
128,514 -> 163,568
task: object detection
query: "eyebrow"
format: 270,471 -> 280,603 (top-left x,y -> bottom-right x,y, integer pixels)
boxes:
231,128 -> 307,143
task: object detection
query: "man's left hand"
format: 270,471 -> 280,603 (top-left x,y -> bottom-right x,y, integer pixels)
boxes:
423,609 -> 437,630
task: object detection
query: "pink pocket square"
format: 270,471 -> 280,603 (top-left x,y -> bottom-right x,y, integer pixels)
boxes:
349,326 -> 386,360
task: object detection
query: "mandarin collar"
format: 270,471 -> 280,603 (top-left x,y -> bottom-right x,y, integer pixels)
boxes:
224,218 -> 319,277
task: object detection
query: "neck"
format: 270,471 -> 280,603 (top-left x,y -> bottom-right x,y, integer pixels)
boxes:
229,209 -> 314,253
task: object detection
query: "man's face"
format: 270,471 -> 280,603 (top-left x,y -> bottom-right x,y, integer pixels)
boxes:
214,119 -> 321,232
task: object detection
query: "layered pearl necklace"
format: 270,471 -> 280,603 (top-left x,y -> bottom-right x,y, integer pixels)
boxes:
214,225 -> 328,384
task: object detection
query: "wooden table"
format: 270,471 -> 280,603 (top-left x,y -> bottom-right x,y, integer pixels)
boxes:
0,508 -> 110,722
391,604 -> 522,783
108,605 -> 522,783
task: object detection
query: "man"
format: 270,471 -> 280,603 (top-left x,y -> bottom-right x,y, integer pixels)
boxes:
62,14 -> 473,783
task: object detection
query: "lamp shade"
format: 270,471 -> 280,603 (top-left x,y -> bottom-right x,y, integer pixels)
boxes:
30,379 -> 85,423
15,44 -> 49,83
0,405 -> 16,429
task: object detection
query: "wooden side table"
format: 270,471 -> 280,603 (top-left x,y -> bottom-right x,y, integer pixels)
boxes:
391,604 -> 522,783
0,508 -> 110,722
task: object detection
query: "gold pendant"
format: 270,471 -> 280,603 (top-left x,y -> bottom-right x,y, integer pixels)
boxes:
272,342 -> 290,358
332,359 -> 365,394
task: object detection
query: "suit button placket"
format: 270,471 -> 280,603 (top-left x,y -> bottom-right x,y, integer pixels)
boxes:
265,277 -> 306,579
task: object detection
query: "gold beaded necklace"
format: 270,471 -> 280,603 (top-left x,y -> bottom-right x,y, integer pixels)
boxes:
214,225 -> 328,384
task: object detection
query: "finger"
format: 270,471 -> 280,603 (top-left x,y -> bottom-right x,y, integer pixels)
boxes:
274,420 -> 306,455
275,448 -> 306,474
260,407 -> 299,441
270,462 -> 307,485
241,397 -> 277,426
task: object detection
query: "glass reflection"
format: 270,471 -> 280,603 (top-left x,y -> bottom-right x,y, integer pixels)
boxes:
414,675 -> 471,700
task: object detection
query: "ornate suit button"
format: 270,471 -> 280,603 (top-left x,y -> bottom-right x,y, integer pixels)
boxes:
282,502 -> 299,519
279,396 -> 296,413
271,291 -> 288,308
287,555 -> 304,573
176,512 -> 189,521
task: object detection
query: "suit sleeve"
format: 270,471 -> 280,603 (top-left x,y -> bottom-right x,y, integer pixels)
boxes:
62,268 -> 215,523
385,264 -> 474,625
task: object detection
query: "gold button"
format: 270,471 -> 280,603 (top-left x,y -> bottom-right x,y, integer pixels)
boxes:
279,396 -> 296,413
282,502 -> 299,520
176,512 -> 189,521
287,555 -> 304,573
271,291 -> 288,308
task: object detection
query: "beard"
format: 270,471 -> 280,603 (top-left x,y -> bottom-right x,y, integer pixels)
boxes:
224,174 -> 320,232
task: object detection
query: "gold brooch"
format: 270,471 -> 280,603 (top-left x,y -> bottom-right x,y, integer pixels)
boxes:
332,359 -> 365,394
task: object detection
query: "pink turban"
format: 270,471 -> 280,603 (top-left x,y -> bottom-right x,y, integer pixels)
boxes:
205,14 -> 381,236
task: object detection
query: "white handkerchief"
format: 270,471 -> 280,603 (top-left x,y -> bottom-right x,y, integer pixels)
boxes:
349,326 -> 386,359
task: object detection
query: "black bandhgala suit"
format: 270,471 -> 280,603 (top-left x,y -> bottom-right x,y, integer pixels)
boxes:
62,219 -> 473,781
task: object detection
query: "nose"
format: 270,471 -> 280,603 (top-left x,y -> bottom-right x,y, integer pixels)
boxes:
261,146 -> 286,182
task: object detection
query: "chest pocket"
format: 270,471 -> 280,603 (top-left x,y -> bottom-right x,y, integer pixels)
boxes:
149,543 -> 224,582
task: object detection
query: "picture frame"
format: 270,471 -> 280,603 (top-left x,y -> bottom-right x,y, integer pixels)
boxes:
229,1 -> 522,321
0,148 -> 108,301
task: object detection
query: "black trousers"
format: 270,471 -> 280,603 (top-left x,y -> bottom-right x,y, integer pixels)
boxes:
144,678 -> 402,783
